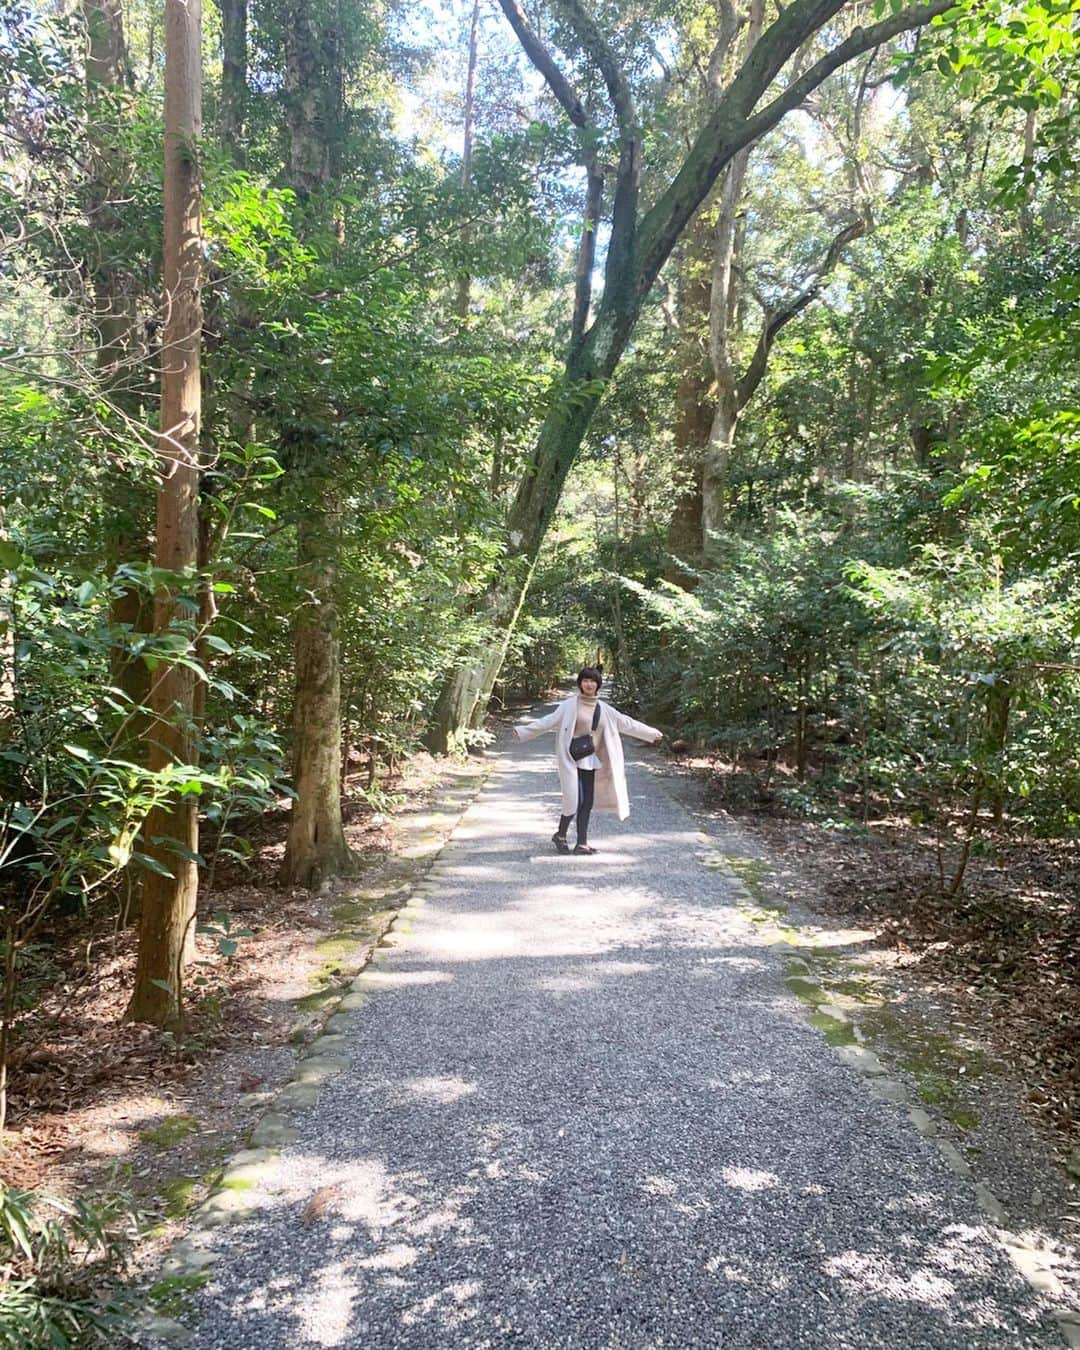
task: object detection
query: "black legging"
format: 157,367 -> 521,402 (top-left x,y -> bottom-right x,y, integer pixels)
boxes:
558,768 -> 595,845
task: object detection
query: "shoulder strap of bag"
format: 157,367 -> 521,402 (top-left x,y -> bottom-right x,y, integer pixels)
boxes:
592,703 -> 601,731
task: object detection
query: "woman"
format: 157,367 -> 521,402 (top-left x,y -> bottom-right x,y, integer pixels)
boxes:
513,667 -> 662,854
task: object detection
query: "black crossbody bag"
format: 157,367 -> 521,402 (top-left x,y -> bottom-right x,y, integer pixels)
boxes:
569,703 -> 602,762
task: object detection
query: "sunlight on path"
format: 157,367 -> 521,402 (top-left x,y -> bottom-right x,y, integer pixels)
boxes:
175,714 -> 1067,1350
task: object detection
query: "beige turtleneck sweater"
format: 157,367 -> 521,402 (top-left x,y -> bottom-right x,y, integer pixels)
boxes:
574,694 -> 604,764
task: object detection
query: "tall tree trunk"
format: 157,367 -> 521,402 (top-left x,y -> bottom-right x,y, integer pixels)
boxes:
82,0 -> 153,730
455,0 -> 481,319
701,0 -> 764,550
279,0 -> 354,883
220,0 -> 247,163
0,508 -> 14,732
665,227 -> 712,587
702,142 -> 753,549
284,0 -> 336,196
127,0 -> 203,1026
986,677 -> 1011,826
281,486 -> 354,886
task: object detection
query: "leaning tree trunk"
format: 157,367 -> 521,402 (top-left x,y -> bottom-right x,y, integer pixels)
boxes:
427,327 -> 624,754
126,0 -> 202,1027
281,489 -> 354,886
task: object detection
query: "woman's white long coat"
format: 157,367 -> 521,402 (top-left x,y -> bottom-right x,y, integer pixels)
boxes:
513,697 -> 661,820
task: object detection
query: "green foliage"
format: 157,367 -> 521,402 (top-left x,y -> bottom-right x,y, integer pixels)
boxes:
0,1183 -> 138,1349
895,0 -> 1080,201
200,716 -> 289,887
2,560 -> 187,905
498,552 -> 600,700
849,546 -> 1079,828
625,514 -> 880,750
0,550 -> 283,914
612,499 -> 1078,831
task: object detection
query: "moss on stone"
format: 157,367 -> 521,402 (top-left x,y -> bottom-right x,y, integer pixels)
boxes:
148,1272 -> 211,1317
293,928 -> 372,1012
312,933 -> 359,972
820,975 -> 885,1007
159,1176 -> 200,1218
721,855 -> 772,905
291,987 -> 339,1014
806,1011 -> 858,1047
219,1176 -> 254,1192
139,1114 -> 200,1150
858,1006 -> 986,1131
784,975 -> 829,1007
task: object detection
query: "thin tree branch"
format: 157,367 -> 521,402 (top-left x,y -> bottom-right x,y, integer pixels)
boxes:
736,217 -> 865,407
557,0 -> 636,139
706,0 -> 743,93
495,0 -> 588,127
573,168 -> 604,343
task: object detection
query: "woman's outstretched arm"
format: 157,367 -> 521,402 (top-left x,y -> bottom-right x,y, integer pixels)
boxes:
513,705 -> 565,741
612,709 -> 663,743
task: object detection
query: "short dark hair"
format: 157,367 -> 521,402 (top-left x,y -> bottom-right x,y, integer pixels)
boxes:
576,666 -> 603,690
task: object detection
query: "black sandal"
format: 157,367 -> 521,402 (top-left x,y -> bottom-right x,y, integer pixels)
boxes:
552,833 -> 570,854
573,843 -> 597,855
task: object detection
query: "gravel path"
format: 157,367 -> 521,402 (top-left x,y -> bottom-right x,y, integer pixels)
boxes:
180,709 -> 1066,1348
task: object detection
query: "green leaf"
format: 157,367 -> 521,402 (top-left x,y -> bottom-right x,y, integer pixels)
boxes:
163,844 -> 205,864
0,539 -> 24,569
133,851 -> 175,877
